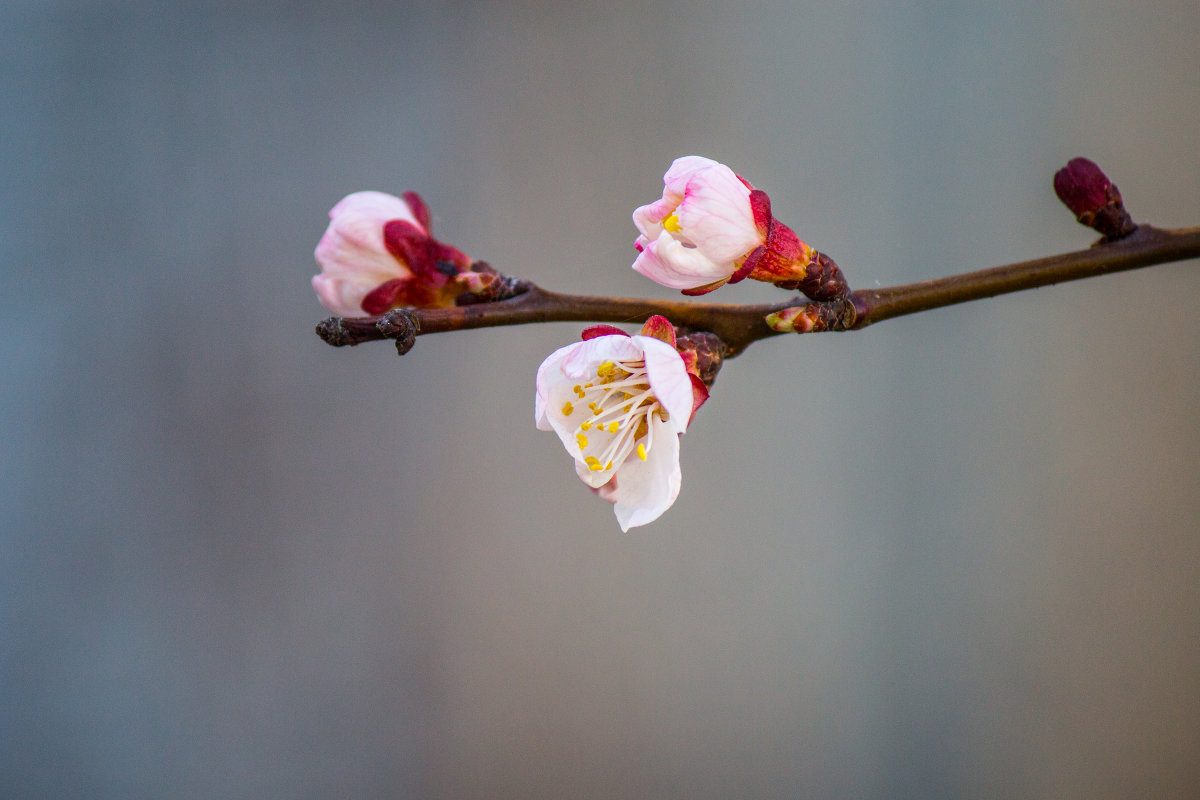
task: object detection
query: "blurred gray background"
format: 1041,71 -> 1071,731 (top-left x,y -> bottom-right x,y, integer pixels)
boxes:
3,1 -> 1199,797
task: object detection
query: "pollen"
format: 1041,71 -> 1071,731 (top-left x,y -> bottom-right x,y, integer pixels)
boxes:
576,433 -> 589,450
607,422 -> 619,433
637,443 -> 647,461
580,420 -> 591,431
662,212 -> 682,233
561,401 -> 574,416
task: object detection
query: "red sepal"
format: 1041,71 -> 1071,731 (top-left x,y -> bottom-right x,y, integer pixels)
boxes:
581,325 -> 631,341
402,191 -> 433,233
728,245 -> 765,284
749,189 -> 773,237
383,219 -> 431,273
687,373 -> 709,426
361,278 -> 407,315
638,315 -> 676,348
765,219 -> 807,262
680,278 -> 727,296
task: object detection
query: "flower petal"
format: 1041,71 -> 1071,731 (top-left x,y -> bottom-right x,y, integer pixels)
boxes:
632,234 -> 734,289
611,414 -> 681,531
535,341 -> 584,428
675,165 -> 759,262
637,336 -> 693,433
560,335 -> 645,381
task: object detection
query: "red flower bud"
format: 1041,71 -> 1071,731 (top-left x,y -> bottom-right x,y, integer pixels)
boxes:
1053,158 -> 1136,240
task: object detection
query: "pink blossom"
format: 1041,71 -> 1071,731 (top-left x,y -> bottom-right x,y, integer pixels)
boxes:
535,318 -> 706,531
632,156 -> 816,295
312,190 -> 471,317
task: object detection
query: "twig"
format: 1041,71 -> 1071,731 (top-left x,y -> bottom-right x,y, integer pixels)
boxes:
317,225 -> 1200,356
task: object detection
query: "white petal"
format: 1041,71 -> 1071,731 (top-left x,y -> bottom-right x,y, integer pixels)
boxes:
611,415 -> 682,531
534,341 -> 586,428
560,335 -> 645,380
637,336 -> 696,433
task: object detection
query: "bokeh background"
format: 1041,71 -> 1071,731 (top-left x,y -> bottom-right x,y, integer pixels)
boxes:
3,1 -> 1199,797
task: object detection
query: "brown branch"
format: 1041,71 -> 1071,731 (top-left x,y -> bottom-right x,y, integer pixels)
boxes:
317,224 -> 1200,356
850,224 -> 1200,329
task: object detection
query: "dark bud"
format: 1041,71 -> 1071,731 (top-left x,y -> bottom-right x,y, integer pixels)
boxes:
315,316 -> 351,347
675,331 -> 728,387
376,308 -> 419,356
773,251 -> 850,301
454,264 -> 530,306
1053,157 -> 1137,241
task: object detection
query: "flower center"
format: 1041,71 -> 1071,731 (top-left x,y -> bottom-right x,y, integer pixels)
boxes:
561,358 -> 668,473
661,212 -> 683,233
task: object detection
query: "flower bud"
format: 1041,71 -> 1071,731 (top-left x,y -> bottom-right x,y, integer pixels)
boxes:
312,191 -> 475,317
632,156 -> 850,300
1053,158 -> 1136,240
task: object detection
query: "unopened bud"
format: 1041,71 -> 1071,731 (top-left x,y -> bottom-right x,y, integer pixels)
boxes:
1053,157 -> 1136,240
376,308 -> 418,356
765,297 -> 857,334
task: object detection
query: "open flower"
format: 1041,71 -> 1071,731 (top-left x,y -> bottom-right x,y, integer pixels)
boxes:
633,156 -> 848,300
312,190 -> 473,317
535,317 -> 709,531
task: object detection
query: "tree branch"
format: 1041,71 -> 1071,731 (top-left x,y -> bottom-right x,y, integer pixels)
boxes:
317,224 -> 1200,356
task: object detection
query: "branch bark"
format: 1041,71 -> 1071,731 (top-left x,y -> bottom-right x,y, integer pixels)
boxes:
317,224 -> 1200,356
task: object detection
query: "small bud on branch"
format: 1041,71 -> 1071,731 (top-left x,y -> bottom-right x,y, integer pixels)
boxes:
1053,157 -> 1137,241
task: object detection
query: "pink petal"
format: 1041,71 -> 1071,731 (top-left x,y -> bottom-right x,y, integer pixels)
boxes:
675,166 -> 759,262
632,235 -> 733,289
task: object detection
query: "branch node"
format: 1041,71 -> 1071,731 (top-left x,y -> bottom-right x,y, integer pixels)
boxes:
376,309 -> 419,356
315,316 -> 352,347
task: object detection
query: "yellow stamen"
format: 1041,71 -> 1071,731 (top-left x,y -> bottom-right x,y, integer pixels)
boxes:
662,212 -> 682,232
605,461 -> 613,470
561,401 -> 573,416
607,422 -> 619,433
576,433 -> 588,450
637,443 -> 647,461
580,420 -> 591,431
585,456 -> 600,466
